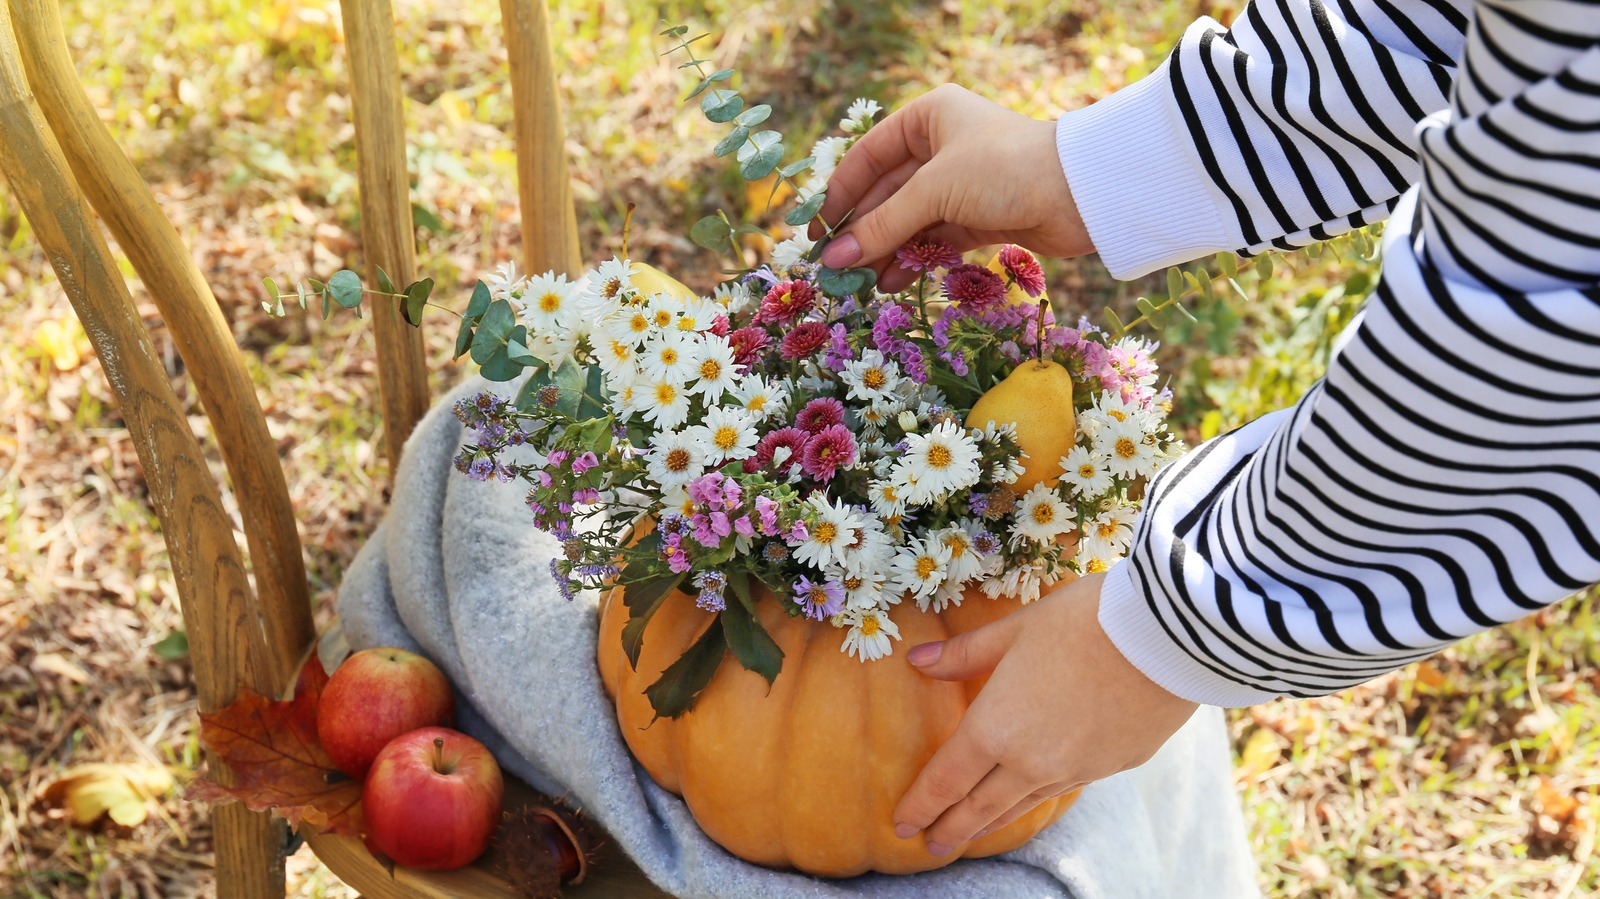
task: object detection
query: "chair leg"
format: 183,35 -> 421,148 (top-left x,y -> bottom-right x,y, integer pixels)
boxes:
213,805 -> 287,899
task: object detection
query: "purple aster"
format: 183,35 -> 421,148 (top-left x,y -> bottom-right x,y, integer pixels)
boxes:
694,570 -> 728,612
791,575 -> 844,621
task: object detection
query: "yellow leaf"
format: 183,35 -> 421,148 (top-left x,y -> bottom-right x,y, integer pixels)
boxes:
1236,728 -> 1282,781
32,318 -> 86,372
42,763 -> 174,827
1414,660 -> 1447,691
1200,409 -> 1224,441
438,91 -> 472,129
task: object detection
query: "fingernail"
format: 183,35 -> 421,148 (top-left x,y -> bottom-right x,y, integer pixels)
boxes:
974,826 -> 993,838
926,842 -> 953,857
894,823 -> 918,839
907,641 -> 943,667
820,233 -> 861,268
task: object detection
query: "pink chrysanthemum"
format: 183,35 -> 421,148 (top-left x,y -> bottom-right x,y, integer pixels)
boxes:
795,397 -> 845,434
895,235 -> 963,273
998,245 -> 1047,298
727,327 -> 770,371
709,314 -> 731,337
757,279 -> 818,323
755,427 -> 809,473
779,321 -> 830,360
942,263 -> 1007,310
801,424 -> 857,483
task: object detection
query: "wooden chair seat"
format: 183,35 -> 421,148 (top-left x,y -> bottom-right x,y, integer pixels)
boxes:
0,0 -> 664,893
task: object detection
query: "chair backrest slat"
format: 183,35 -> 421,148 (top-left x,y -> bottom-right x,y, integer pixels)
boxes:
501,0 -> 583,277
340,0 -> 431,474
0,8 -> 287,896
9,0 -> 314,694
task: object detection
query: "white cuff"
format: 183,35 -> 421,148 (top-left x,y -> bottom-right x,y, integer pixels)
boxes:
1097,560 -> 1279,707
1056,66 -> 1242,281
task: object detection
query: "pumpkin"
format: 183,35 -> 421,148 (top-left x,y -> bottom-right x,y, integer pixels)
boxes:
596,578 -> 1080,877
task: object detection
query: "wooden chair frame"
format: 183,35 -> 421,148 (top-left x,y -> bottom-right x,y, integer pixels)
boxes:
1,0 -> 659,893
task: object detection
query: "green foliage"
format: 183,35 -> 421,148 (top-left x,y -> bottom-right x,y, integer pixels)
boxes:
644,614 -> 728,720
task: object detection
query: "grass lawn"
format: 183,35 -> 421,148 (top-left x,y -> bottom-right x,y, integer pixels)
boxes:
1,0 -> 1595,895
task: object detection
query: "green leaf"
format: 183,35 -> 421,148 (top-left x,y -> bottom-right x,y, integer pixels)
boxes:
690,214 -> 734,253
779,156 -> 815,178
621,573 -> 686,669
1105,306 -> 1127,334
735,104 -> 771,126
512,362 -> 553,409
412,203 -> 446,234
479,352 -> 523,382
785,191 -> 826,227
1254,255 -> 1274,281
470,299 -> 516,364
454,320 -> 476,359
700,89 -> 743,123
328,270 -> 364,309
660,24 -> 689,37
321,291 -> 333,320
1165,267 -> 1184,306
153,629 -> 188,660
721,573 -> 783,685
465,280 -> 492,324
1218,252 -> 1238,279
645,618 -> 727,720
551,358 -> 589,418
374,267 -> 395,296
738,130 -> 783,180
815,265 -> 875,298
579,364 -> 609,420
713,124 -> 750,158
262,277 -> 278,301
506,334 -> 538,366
402,278 -> 434,327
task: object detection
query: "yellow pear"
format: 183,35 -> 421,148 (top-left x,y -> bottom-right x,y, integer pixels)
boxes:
985,249 -> 1047,307
630,262 -> 699,303
966,359 -> 1076,492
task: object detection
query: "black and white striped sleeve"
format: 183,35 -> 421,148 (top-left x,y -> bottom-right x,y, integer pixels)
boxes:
1077,0 -> 1600,706
1057,0 -> 1471,279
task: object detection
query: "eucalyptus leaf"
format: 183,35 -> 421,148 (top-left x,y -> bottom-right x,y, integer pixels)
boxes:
1166,267 -> 1184,306
735,104 -> 771,126
621,572 -> 686,669
262,277 -> 278,301
1254,255 -> 1274,281
779,156 -> 815,178
552,359 -> 588,419
645,619 -> 727,720
152,630 -> 189,660
660,24 -> 689,37
465,280 -> 492,324
815,265 -> 875,298
374,267 -> 394,296
690,214 -> 734,253
722,573 -> 783,685
454,319 -> 476,359
739,130 -> 783,180
701,89 -> 743,123
579,364 -> 610,420
1218,252 -> 1238,278
412,203 -> 446,234
785,191 -> 827,226
328,269 -> 364,309
470,299 -> 516,365
479,350 -> 523,382
713,124 -> 750,158
402,278 -> 434,327
512,362 -> 553,410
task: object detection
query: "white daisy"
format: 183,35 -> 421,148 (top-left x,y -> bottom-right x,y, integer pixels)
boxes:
1095,417 -> 1159,480
730,374 -> 789,422
1073,548 -> 1115,577
674,296 -> 724,334
601,302 -> 656,347
809,136 -> 850,185
840,349 -> 901,405
1094,391 -> 1159,432
979,560 -> 1046,604
890,537 -> 951,605
836,518 -> 895,577
608,370 -> 644,422
528,328 -> 578,369
925,579 -> 967,614
644,292 -> 685,330
686,335 -> 739,400
834,567 -> 892,610
792,494 -> 864,571
636,377 -> 691,430
1084,504 -> 1137,557
770,234 -> 816,270
645,430 -> 706,493
517,272 -> 577,332
1059,445 -> 1115,498
484,260 -> 529,303
896,421 -> 982,504
689,405 -> 759,465
867,478 -> 908,519
590,257 -> 637,304
638,329 -> 702,384
931,524 -> 985,584
593,334 -> 639,381
840,97 -> 882,132
840,606 -> 900,661
1012,482 -> 1073,544
712,280 -> 753,315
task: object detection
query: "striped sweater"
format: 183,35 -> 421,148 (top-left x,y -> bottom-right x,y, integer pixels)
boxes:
1056,0 -> 1600,705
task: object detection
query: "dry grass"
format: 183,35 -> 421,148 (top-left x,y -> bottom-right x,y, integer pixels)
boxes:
1,0 -> 1595,896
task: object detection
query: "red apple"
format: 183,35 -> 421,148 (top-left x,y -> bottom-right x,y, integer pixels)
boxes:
362,727 -> 504,870
318,647 -> 455,779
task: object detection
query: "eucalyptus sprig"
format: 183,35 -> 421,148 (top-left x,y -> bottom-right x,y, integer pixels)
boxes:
262,268 -> 439,327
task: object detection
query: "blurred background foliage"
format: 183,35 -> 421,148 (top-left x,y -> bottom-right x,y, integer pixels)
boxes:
0,0 -> 1594,896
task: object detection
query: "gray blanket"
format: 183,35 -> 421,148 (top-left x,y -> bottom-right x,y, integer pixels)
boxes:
337,375 -> 1261,898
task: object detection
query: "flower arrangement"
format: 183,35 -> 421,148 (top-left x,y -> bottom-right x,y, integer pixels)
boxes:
270,27 -> 1182,720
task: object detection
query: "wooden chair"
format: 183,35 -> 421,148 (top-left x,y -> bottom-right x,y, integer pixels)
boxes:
0,0 -> 665,894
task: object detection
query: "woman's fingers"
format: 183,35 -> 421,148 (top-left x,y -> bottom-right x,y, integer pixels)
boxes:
810,97 -> 932,239
972,781 -> 1081,839
892,723 -> 996,843
818,161 -> 950,270
919,764 -> 1041,855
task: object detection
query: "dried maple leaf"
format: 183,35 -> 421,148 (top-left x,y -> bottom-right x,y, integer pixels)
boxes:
185,655 -> 364,836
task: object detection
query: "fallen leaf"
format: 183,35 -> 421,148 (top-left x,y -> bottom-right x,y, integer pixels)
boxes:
42,762 -> 174,827
32,318 -> 86,372
185,656 -> 364,836
1413,661 -> 1446,691
1236,727 -> 1282,781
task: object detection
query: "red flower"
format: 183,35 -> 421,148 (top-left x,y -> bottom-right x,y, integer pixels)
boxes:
709,314 -> 731,337
895,235 -> 963,272
757,279 -> 818,323
942,263 -> 1007,310
728,327 -> 771,372
779,321 -> 830,360
998,245 -> 1046,298
755,427 -> 809,473
795,397 -> 845,434
801,424 -> 858,483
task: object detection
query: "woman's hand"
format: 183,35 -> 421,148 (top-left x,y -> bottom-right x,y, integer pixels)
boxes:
809,84 -> 1092,293
893,572 -> 1199,855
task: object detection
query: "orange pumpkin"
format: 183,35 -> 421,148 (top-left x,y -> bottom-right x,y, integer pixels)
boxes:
596,578 -> 1080,877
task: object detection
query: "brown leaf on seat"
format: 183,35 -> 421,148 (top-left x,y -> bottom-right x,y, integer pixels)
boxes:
184,656 -> 364,836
